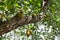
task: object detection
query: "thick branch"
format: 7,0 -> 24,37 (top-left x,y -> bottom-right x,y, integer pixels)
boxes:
0,15 -> 42,35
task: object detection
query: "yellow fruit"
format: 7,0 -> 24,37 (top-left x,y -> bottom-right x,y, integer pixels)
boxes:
32,13 -> 37,19
44,13 -> 49,18
26,29 -> 32,37
17,10 -> 24,19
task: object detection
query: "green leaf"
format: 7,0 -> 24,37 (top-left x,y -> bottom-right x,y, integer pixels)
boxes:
38,3 -> 41,7
24,1 -> 29,5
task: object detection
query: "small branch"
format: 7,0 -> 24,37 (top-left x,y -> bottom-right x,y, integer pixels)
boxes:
41,0 -> 48,12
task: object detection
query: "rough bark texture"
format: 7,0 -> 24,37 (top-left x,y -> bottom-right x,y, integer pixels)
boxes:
0,15 -> 42,35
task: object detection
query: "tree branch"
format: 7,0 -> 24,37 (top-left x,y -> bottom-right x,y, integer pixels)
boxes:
0,15 -> 42,35
0,0 -> 48,35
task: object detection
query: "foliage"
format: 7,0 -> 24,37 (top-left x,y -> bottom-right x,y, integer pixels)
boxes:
0,0 -> 60,40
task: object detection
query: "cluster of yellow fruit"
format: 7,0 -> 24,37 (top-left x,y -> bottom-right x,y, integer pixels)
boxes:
17,10 -> 36,37
17,10 -> 37,23
18,10 -> 37,19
